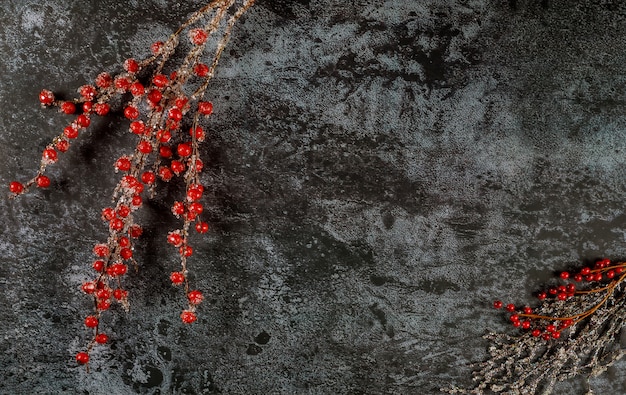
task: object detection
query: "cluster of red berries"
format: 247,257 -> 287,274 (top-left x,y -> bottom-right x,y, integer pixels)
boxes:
494,258 -> 626,341
8,0 -> 256,367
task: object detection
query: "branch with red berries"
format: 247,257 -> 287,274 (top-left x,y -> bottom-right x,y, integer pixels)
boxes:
445,258 -> 626,394
8,0 -> 255,368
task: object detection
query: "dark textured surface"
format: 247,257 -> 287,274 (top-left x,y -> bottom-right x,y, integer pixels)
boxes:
1,1 -> 626,394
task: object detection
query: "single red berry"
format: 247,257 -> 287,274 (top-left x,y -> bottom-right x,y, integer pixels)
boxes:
36,175 -> 51,188
115,157 -> 132,172
118,236 -> 130,248
153,74 -> 168,88
193,63 -> 210,77
181,310 -> 197,324
159,146 -> 173,158
616,267 -> 624,274
542,333 -> 551,341
573,274 -> 583,282
124,106 -> 139,120
557,292 -> 567,301
187,188 -> 203,202
61,101 -> 76,114
156,129 -> 171,143
180,245 -> 193,257
168,107 -> 183,121
42,147 -> 58,163
76,352 -> 89,364
113,289 -> 128,300
566,283 -> 576,293
532,329 -> 541,337
198,101 -> 213,115
81,281 -> 96,294
509,314 -> 519,322
95,289 -> 111,300
523,306 -> 532,314
94,102 -> 110,116
598,258 -> 611,267
537,292 -> 547,301
170,272 -> 185,285
120,248 -> 133,260
521,320 -> 531,330
56,139 -> 70,152
505,303 -> 515,312
580,267 -> 591,275
552,331 -> 561,339
140,171 -> 156,184
79,85 -> 97,101
76,114 -> 91,128
190,126 -> 205,141
607,270 -> 615,279
158,166 -> 173,181
118,203 -> 131,217
170,160 -> 185,175
585,274 -> 595,282
172,201 -> 185,216
84,316 -> 99,328
95,72 -> 112,88
97,300 -> 111,311
132,195 -> 142,207
115,76 -> 131,91
39,89 -> 55,105
189,202 -> 203,214
512,320 -> 521,328
95,334 -> 109,344
130,81 -> 145,96
195,222 -> 209,234
189,28 -> 208,45
563,319 -> 573,327
82,101 -> 93,113
101,207 -> 116,221
167,232 -> 183,247
109,218 -> 124,231
129,121 -> 145,135
9,181 -> 24,194
559,271 -> 569,280
195,159 -> 204,172
129,225 -> 143,238
124,58 -> 139,73
64,125 -> 79,139
188,290 -> 204,305
137,141 -> 152,154
175,97 -> 189,109
93,244 -> 109,257
147,89 -> 163,105
93,260 -> 105,272
546,324 -> 556,332
111,263 -> 128,276
151,41 -> 164,55
177,143 -> 192,157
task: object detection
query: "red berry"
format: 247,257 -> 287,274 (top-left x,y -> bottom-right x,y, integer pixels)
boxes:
115,157 -> 132,172
158,166 -> 173,181
101,207 -> 115,221
97,300 -> 112,311
153,74 -> 168,88
83,101 -> 93,113
76,352 -> 89,364
130,81 -> 145,96
61,101 -> 76,114
141,171 -> 156,184
81,281 -> 96,294
115,76 -> 131,91
95,334 -> 109,344
510,314 -> 519,322
170,160 -> 185,175
573,274 -> 583,282
43,147 -> 58,163
9,181 -> 24,194
189,28 -> 208,45
546,324 -> 556,332
180,245 -> 193,257
94,102 -> 110,116
607,270 -> 615,279
537,292 -> 547,301
95,289 -> 111,300
195,159 -> 204,172
188,290 -> 204,305
194,63 -> 210,77
132,195 -> 142,207
120,248 -> 133,260
505,303 -> 515,312
557,292 -> 567,301
79,85 -> 97,101
168,107 -> 183,121
559,271 -> 569,280
93,260 -> 105,272
190,126 -> 205,141
93,244 -> 109,257
157,129 -> 171,143
39,89 -> 55,105
129,225 -> 143,238
76,114 -> 91,128
147,90 -> 163,106
124,106 -> 139,120
118,236 -> 130,247
111,263 -> 128,275
566,283 -> 576,293
124,58 -> 139,73
198,101 -> 213,115
175,97 -> 189,109
95,72 -> 112,88
532,329 -> 541,337
137,141 -> 152,154
113,289 -> 128,300
151,41 -> 164,55
189,202 -> 203,214
172,201 -> 185,216
129,121 -> 145,135
177,143 -> 192,157
552,331 -> 561,339
195,222 -> 209,234
64,125 -> 79,139
523,306 -> 532,314
109,218 -> 124,231
521,320 -> 531,330
181,310 -> 197,324
56,139 -> 70,152
84,316 -> 99,328
170,272 -> 185,285
159,146 -> 172,158
36,175 -> 51,188
167,232 -> 183,247
580,267 -> 591,275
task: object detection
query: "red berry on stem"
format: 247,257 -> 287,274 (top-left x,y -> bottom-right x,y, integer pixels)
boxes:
194,63 -> 210,77
505,303 -> 515,312
151,41 -> 164,54
129,121 -> 145,135
167,232 -> 183,247
170,272 -> 185,285
137,141 -> 152,154
76,352 -> 89,364
177,143 -> 192,157
124,106 -> 139,120
153,74 -> 168,88
189,28 -> 208,45
95,72 -> 112,88
116,157 -> 132,172
159,146 -> 172,158
113,289 -> 128,300
61,101 -> 76,114
95,334 -> 108,344
195,222 -> 209,234
130,81 -> 145,96
124,58 -> 139,73
171,160 -> 185,175
181,310 -> 197,324
158,166 -> 173,181
129,225 -> 143,238
79,85 -> 97,101
84,316 -> 99,328
9,181 -> 24,194
120,248 -> 133,260
36,175 -> 51,188
532,329 -> 541,337
560,271 -> 569,280
93,244 -> 109,257
39,89 -> 55,105
180,245 -> 193,257
93,260 -> 105,272
115,76 -> 131,91
76,114 -> 91,128
198,101 -> 213,115
43,147 -> 58,163
94,102 -> 110,116
64,125 -> 79,139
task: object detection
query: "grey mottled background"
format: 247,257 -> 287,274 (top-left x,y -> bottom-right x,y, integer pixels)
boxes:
1,0 -> 626,394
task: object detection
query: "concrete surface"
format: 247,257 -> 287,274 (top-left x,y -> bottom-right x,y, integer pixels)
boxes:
1,0 -> 626,393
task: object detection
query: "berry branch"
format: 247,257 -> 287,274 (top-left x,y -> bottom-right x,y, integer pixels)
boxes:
8,0 -> 255,367
446,258 -> 626,394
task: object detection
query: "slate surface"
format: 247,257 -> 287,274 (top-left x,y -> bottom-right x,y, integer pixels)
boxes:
1,0 -> 626,394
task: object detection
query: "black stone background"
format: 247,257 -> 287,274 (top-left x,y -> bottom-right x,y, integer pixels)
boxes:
1,0 -> 626,394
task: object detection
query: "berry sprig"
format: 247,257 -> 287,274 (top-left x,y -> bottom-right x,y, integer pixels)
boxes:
493,258 -> 626,342
8,0 -> 255,367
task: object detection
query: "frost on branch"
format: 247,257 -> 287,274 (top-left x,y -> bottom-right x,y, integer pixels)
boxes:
445,259 -> 626,394
8,0 -> 255,367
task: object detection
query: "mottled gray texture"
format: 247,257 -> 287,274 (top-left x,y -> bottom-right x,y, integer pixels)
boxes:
1,0 -> 626,394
